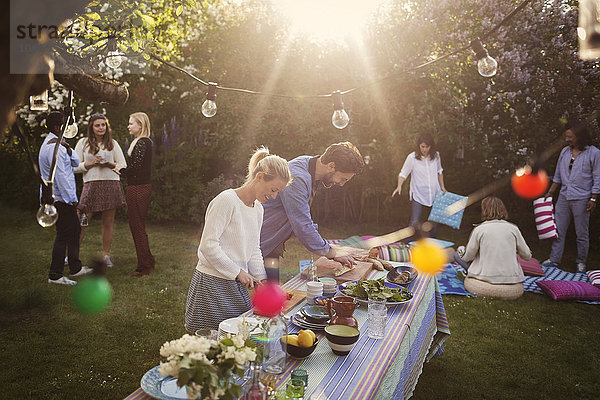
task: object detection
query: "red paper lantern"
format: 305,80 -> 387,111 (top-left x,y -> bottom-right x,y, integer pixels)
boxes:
511,167 -> 549,199
252,282 -> 286,317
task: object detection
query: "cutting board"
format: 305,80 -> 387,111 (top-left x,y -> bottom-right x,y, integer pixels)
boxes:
283,289 -> 307,314
319,261 -> 373,284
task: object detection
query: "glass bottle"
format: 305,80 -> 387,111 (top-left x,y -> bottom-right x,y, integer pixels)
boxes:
80,213 -> 88,227
244,362 -> 266,400
261,314 -> 287,375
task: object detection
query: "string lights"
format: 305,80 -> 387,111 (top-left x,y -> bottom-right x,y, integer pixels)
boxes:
201,82 -> 218,117
470,39 -> 498,78
331,91 -> 350,129
143,0 -> 541,129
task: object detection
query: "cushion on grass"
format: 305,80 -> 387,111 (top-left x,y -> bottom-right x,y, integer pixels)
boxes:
375,243 -> 411,262
587,270 -> 600,287
517,255 -> 545,277
536,280 -> 600,301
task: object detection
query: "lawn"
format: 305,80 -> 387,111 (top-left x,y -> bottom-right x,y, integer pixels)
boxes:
0,203 -> 599,399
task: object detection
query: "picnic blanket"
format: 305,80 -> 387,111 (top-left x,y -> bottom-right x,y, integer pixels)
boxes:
524,264 -> 600,305
437,263 -> 473,296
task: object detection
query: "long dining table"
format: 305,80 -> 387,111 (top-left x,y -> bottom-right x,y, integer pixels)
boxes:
125,263 -> 450,400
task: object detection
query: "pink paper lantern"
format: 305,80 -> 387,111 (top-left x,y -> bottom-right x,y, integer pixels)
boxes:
252,282 -> 286,317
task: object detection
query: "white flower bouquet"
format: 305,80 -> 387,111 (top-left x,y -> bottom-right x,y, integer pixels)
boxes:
159,333 -> 258,400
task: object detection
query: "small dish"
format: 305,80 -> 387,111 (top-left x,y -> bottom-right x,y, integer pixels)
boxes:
386,263 -> 418,286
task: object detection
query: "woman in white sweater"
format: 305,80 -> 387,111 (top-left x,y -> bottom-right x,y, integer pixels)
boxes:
185,147 -> 292,332
74,113 -> 126,267
456,196 -> 532,299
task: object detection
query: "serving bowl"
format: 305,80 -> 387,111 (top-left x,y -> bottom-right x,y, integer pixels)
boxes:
324,324 -> 360,356
284,339 -> 319,359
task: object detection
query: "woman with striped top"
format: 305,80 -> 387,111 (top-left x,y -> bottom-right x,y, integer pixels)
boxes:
185,147 -> 292,332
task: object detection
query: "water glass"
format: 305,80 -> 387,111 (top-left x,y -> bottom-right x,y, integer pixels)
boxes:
291,369 -> 308,387
367,297 -> 387,339
80,213 -> 88,227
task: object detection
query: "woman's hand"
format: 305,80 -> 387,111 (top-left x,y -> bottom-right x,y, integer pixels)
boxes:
391,186 -> 402,197
236,270 -> 260,289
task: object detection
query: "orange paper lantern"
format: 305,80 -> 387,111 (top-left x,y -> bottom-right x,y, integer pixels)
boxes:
511,167 -> 549,200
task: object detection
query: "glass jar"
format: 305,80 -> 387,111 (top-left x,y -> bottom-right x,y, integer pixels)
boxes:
259,314 -> 287,374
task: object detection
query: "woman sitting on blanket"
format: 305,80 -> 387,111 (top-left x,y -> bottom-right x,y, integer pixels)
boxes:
454,196 -> 532,299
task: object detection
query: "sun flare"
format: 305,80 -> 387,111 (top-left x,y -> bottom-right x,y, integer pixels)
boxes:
273,0 -> 385,42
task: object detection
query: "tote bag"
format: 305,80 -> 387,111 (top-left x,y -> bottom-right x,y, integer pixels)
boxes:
533,197 -> 558,240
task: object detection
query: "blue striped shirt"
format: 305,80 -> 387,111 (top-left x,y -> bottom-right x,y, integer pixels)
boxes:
553,145 -> 600,200
38,132 -> 80,204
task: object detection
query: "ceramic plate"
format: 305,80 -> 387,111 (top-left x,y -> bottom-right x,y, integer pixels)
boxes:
300,304 -> 329,321
218,317 -> 260,335
291,313 -> 328,330
140,366 -> 187,400
386,263 -> 418,286
338,281 -> 413,306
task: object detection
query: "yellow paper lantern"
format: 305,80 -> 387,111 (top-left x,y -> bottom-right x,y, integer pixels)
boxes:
411,239 -> 447,275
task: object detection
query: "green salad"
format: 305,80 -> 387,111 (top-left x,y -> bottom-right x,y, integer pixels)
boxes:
341,278 -> 412,302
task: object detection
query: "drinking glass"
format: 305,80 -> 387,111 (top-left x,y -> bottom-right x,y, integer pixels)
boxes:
291,369 -> 308,387
367,297 -> 387,339
285,379 -> 305,399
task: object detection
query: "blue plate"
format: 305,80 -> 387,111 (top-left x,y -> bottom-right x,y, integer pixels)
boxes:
141,366 -> 188,400
338,280 -> 412,306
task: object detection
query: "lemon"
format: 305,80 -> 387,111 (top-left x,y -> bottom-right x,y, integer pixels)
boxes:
286,334 -> 299,347
297,330 -> 314,348
302,329 -> 316,343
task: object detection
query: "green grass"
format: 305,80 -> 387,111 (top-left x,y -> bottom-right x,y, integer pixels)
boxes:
0,204 -> 599,399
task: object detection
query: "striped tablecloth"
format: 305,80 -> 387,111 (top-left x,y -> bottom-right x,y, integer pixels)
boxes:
125,264 -> 450,400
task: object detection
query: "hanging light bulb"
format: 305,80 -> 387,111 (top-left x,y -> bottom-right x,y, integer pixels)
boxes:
30,90 -> 49,111
36,204 -> 58,227
63,122 -> 78,138
331,90 -> 350,129
106,51 -> 123,69
63,95 -> 78,138
470,39 -> 498,78
201,82 -> 218,117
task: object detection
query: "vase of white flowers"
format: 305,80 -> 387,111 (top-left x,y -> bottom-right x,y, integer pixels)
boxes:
158,333 -> 258,400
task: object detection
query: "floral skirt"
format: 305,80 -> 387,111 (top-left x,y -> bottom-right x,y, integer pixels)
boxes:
79,180 -> 125,213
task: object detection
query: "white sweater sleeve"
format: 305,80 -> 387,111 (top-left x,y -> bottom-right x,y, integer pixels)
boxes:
198,195 -> 242,280
247,204 -> 267,280
112,140 -> 127,170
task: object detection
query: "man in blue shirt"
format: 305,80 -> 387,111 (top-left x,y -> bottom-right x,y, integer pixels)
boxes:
39,112 -> 92,285
260,142 -> 364,281
544,123 -> 600,273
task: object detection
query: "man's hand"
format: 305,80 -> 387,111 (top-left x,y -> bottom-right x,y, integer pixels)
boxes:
333,254 -> 357,267
586,199 -> 596,213
391,186 -> 401,197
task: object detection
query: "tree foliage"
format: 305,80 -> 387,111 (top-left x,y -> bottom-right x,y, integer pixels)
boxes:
3,0 -> 600,226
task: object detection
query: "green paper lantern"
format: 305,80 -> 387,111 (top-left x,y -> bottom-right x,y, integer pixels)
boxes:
72,277 -> 113,314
